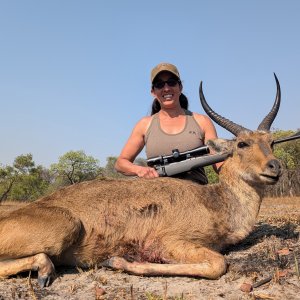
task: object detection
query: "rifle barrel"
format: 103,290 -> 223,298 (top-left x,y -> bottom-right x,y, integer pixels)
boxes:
273,131 -> 300,145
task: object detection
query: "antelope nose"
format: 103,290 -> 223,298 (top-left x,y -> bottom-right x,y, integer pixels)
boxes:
267,159 -> 282,175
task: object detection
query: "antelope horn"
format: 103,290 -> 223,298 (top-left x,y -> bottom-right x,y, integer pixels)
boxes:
257,73 -> 281,131
199,82 -> 251,136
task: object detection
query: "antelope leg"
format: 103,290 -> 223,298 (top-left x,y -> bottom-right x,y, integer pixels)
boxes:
101,252 -> 226,280
0,253 -> 55,287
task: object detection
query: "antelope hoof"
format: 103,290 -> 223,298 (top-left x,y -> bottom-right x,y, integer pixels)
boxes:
33,253 -> 56,287
38,274 -> 53,288
101,257 -> 127,269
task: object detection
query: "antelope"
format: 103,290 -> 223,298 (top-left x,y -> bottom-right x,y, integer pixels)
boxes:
0,75 -> 283,287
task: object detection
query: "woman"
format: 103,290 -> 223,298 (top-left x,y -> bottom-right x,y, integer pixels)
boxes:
115,63 -> 220,184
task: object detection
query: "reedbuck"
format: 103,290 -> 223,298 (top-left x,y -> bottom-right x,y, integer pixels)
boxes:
0,75 -> 283,287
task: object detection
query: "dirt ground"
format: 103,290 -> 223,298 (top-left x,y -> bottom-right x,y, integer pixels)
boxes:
0,197 -> 300,300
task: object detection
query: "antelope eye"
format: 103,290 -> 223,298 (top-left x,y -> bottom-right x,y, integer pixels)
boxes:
237,142 -> 249,148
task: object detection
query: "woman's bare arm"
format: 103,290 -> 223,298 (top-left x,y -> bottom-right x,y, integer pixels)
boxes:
115,117 -> 159,178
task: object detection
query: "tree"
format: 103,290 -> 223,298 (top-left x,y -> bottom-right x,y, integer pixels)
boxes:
13,154 -> 35,173
102,156 -> 147,178
0,154 -> 51,202
102,156 -> 125,178
0,165 -> 17,202
264,129 -> 300,197
50,150 -> 101,185
10,165 -> 51,201
272,129 -> 300,169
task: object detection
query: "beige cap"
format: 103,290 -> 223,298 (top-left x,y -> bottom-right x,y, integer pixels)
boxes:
150,63 -> 180,83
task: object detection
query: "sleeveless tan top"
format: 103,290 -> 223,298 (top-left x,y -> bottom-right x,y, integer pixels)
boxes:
144,110 -> 208,184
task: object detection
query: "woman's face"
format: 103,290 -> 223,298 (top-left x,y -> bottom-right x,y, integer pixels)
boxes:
151,71 -> 182,109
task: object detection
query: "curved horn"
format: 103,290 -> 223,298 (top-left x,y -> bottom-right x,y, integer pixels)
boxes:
257,73 -> 281,131
199,82 -> 251,136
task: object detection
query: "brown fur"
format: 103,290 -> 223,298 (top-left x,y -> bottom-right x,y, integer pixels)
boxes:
0,131 -> 282,286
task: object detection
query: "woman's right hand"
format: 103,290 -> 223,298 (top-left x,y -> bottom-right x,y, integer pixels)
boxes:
136,166 -> 159,178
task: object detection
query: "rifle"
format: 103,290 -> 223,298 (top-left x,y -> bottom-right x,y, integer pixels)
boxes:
147,145 -> 229,177
147,131 -> 300,177
272,130 -> 300,145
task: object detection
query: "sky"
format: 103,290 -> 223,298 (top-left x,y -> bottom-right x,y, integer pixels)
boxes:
0,0 -> 299,167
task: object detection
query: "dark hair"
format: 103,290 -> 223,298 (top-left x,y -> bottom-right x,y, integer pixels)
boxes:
151,93 -> 189,115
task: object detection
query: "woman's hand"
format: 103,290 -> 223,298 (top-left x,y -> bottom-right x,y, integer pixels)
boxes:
136,166 -> 159,178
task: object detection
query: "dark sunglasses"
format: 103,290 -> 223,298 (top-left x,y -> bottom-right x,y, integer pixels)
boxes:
152,78 -> 180,89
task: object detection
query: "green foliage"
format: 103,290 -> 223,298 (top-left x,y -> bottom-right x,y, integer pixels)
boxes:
204,165 -> 219,184
0,154 -> 50,202
102,156 -> 125,178
0,165 -> 17,201
272,129 -> 300,169
50,150 -> 101,185
103,156 -> 118,177
13,154 -> 35,173
10,166 -> 51,201
101,156 -> 146,178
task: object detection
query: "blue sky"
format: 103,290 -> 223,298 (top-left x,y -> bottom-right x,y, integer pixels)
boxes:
1,0 -> 299,167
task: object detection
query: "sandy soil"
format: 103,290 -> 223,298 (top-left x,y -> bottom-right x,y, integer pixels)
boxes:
0,197 -> 300,300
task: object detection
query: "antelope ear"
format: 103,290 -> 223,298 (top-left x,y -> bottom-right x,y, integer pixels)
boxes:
207,138 -> 235,154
